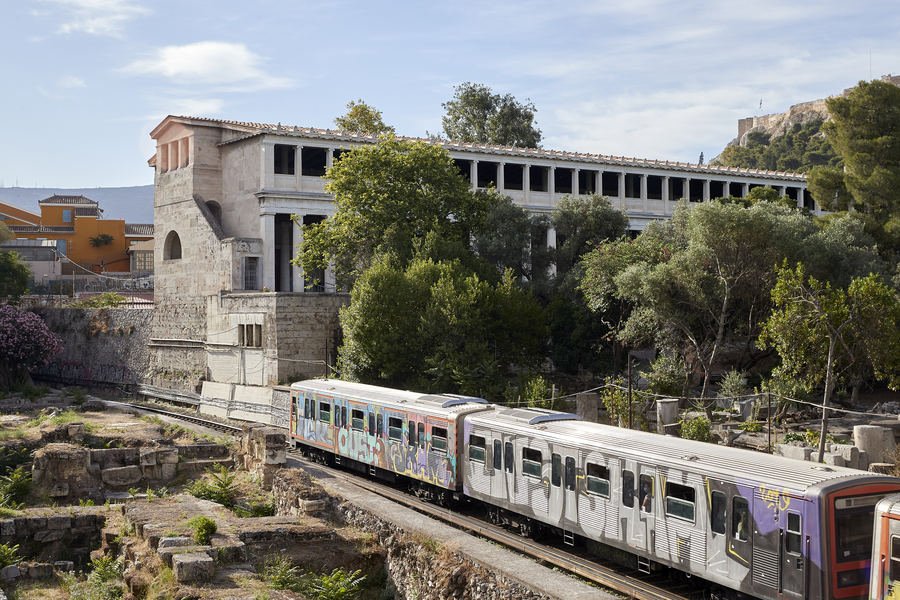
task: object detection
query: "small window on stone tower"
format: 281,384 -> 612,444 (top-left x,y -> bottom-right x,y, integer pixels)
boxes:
163,231 -> 182,260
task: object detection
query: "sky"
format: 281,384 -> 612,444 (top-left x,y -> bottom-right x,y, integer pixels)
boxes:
1,0 -> 899,188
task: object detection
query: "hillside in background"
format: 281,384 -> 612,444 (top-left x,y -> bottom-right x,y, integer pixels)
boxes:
0,185 -> 154,223
712,74 -> 900,173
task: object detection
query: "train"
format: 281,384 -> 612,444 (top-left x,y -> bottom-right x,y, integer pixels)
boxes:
287,378 -> 900,600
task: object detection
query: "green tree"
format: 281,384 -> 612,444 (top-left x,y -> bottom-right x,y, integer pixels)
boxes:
442,82 -> 541,148
471,193 -> 549,283
760,263 -> 899,462
808,80 -> 900,253
339,256 -> 544,398
713,119 -> 839,173
0,222 -> 13,243
0,251 -> 30,303
580,202 -> 886,400
552,195 -> 628,279
334,99 -> 394,136
296,136 -> 486,285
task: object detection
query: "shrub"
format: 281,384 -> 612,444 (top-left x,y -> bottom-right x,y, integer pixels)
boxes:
263,554 -> 304,592
600,378 -> 629,425
0,542 -> 20,568
306,567 -> 367,600
0,465 -> 31,506
680,416 -> 713,443
718,369 -> 749,399
0,305 -> 63,389
188,463 -> 238,508
71,292 -> 126,308
188,516 -> 217,545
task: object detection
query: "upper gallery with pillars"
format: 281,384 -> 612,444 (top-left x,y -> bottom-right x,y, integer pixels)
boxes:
255,134 -> 814,230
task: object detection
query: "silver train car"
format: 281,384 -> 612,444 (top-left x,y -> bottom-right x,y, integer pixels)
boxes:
289,379 -> 491,497
288,380 -> 900,600
463,406 -> 900,600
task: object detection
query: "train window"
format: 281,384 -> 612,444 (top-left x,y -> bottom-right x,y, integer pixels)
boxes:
522,448 -> 542,479
711,491 -> 726,534
351,409 -> 365,432
318,401 -> 331,424
376,415 -> 383,437
368,412 -> 376,434
565,457 -> 576,491
732,497 -> 750,542
493,440 -> 502,470
340,406 -> 347,428
586,463 -> 610,497
388,417 -> 403,441
303,398 -> 311,419
639,474 -> 653,513
432,427 -> 448,454
891,537 -> 900,582
469,435 -> 486,463
417,422 -> 425,447
504,442 -> 514,473
786,512 -> 801,555
551,454 -> 562,487
408,420 -> 416,447
665,482 -> 695,522
623,470 -> 635,507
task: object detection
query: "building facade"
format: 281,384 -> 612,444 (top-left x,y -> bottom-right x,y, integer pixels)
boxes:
0,195 -> 154,275
148,115 -> 814,406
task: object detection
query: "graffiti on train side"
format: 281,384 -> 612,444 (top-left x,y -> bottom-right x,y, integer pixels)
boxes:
297,416 -> 456,488
758,484 -> 792,512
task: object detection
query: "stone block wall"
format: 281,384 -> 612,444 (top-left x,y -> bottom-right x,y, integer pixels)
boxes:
35,307 -> 152,386
0,509 -> 106,567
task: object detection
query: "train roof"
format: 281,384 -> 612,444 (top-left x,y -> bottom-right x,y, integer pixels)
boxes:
468,407 -> 895,493
291,379 -> 492,418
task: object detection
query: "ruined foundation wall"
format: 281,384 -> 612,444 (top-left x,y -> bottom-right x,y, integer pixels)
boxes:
35,307 -> 153,386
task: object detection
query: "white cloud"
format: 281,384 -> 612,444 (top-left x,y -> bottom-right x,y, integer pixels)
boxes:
40,0 -> 150,37
57,75 -> 86,88
122,41 -> 293,92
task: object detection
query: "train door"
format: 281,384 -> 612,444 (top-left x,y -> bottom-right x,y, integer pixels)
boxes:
781,508 -> 806,598
490,437 -> 506,501
503,438 -> 516,502
564,454 -> 578,529
750,490 -> 781,596
550,449 -> 564,524
706,485 -> 731,578
637,469 -> 656,555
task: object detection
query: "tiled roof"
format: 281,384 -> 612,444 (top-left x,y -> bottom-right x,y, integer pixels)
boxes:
75,207 -> 100,217
125,223 -> 154,236
39,194 -> 98,206
168,115 -> 807,181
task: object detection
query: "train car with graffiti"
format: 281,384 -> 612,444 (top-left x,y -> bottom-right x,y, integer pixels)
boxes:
462,405 -> 900,600
289,379 -> 492,498
869,493 -> 900,599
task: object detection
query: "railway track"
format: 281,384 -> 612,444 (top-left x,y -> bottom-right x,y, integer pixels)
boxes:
120,401 -> 696,600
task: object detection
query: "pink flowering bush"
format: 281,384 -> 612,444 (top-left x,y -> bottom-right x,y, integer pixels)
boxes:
0,305 -> 63,389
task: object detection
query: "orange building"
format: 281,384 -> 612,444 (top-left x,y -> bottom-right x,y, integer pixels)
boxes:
0,195 -> 153,273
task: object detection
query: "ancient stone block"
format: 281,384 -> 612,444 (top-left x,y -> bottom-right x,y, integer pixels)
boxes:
46,516 -> 72,530
158,536 -> 194,550
53,561 -> 74,573
33,529 -> 66,543
24,562 -> 54,579
777,444 -> 813,461
101,466 -> 143,487
172,552 -> 215,583
140,450 -> 157,467
0,520 -> 14,537
157,449 -> 179,464
0,564 -> 20,582
823,453 -> 846,467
